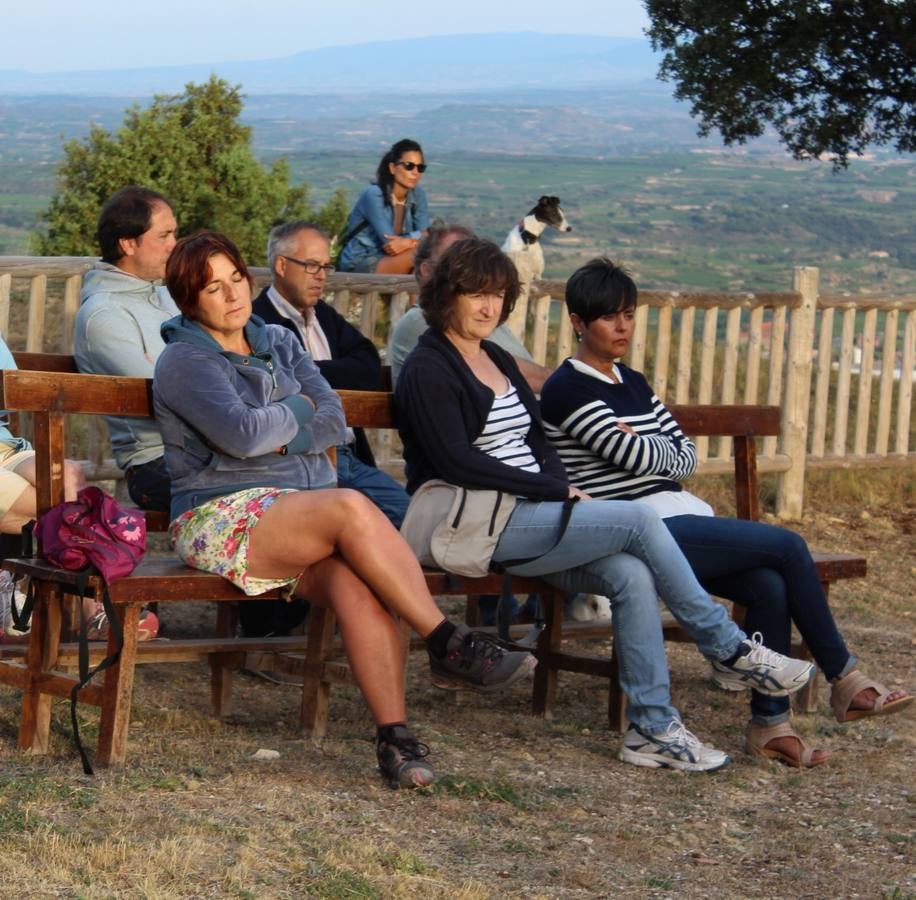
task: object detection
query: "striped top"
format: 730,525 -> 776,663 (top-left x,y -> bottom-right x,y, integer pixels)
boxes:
473,383 -> 541,472
540,359 -> 697,500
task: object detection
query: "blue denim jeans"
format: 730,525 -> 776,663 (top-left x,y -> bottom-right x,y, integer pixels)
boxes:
336,444 -> 409,528
664,514 -> 854,724
491,500 -> 747,734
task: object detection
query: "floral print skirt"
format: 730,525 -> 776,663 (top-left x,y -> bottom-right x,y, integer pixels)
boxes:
170,487 -> 300,596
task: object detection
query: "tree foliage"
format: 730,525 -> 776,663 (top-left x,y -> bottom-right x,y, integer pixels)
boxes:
645,0 -> 916,165
34,76 -> 349,263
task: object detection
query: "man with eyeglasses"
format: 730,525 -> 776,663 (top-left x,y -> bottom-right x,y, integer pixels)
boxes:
252,221 -> 409,525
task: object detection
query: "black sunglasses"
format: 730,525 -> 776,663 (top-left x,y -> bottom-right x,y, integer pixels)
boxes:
282,256 -> 335,275
395,161 -> 427,173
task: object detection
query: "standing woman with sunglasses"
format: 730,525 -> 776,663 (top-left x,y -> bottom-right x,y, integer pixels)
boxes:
338,138 -> 430,274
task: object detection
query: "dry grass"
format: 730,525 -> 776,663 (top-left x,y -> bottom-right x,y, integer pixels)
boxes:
1,473 -> 914,899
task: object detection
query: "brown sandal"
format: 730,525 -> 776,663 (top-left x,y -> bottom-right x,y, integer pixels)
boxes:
745,720 -> 831,768
830,670 -> 914,723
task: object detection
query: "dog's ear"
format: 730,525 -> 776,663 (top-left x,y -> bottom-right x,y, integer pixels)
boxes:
549,196 -> 560,204
538,195 -> 551,206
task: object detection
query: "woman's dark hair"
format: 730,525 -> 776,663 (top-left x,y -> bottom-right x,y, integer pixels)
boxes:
166,230 -> 252,317
97,186 -> 172,264
375,138 -> 424,207
564,257 -> 638,326
419,238 -> 520,332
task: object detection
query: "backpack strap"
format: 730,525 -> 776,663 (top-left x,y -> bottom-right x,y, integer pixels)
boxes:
70,568 -> 124,775
338,219 -> 369,250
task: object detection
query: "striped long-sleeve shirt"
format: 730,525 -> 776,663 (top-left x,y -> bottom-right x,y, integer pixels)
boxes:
540,359 -> 697,500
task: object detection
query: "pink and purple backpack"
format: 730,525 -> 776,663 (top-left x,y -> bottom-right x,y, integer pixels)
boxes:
28,486 -> 147,773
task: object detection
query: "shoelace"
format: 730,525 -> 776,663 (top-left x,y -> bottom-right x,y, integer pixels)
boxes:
661,719 -> 700,749
744,631 -> 783,666
381,736 -> 431,760
460,631 -> 507,666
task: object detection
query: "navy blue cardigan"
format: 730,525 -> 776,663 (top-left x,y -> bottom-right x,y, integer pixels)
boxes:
395,329 -> 569,500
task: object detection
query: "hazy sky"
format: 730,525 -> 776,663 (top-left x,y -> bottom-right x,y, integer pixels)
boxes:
3,0 -> 650,72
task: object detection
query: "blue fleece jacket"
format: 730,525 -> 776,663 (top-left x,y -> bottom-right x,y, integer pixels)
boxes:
153,314 -> 348,520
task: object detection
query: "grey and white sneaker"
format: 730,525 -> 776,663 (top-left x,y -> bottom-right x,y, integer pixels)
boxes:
619,720 -> 731,772
711,632 -> 814,696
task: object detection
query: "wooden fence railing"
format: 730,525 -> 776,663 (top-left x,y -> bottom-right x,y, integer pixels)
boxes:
0,257 -> 913,518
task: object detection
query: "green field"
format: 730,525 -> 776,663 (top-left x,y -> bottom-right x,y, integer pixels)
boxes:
2,145 -> 915,294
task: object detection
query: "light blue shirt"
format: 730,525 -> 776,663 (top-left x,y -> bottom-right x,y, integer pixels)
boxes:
0,335 -> 31,452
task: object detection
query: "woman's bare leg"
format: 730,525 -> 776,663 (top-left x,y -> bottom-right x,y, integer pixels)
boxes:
298,555 -> 407,725
375,251 -> 415,275
247,489 -> 443,637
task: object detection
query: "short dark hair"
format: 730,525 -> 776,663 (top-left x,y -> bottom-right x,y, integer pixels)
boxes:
419,238 -> 520,332
564,257 -> 638,326
166,230 -> 252,317
266,220 -> 329,270
414,220 -> 475,277
375,138 -> 424,206
96,186 -> 172,264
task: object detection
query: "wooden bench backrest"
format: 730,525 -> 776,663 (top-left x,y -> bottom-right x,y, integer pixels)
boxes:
0,369 -> 781,523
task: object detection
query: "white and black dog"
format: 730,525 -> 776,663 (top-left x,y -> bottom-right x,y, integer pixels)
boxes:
501,195 -> 572,332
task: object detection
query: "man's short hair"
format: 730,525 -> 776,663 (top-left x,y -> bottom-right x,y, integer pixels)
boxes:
96,186 -> 172,264
414,220 -> 475,276
564,257 -> 638,326
266,221 -> 329,271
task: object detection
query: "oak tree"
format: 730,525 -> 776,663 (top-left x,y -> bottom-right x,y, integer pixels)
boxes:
645,0 -> 916,165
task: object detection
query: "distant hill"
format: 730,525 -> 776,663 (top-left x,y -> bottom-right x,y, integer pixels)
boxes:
0,32 -> 662,95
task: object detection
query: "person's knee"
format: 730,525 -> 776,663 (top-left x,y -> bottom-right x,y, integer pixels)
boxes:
597,554 -> 656,603
336,487 -> 383,525
735,568 -> 787,611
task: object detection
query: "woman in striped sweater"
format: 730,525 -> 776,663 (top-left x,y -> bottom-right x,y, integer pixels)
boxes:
540,257 -> 912,767
396,237 -> 818,773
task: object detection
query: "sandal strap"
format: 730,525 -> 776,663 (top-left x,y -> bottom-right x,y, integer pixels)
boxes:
745,719 -> 795,753
830,670 -> 885,721
745,720 -> 819,766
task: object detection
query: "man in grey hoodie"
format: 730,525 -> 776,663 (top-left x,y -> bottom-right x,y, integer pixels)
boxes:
74,186 -> 179,512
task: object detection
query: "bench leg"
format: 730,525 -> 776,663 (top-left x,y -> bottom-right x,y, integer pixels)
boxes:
532,589 -> 562,719
18,582 -> 62,754
211,603 -> 237,718
96,605 -> 140,767
300,606 -> 336,738
607,644 -> 628,733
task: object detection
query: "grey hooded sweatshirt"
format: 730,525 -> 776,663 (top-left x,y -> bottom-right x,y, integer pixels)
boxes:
75,262 -> 179,470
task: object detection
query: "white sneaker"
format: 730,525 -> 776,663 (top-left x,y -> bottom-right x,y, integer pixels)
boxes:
619,720 -> 731,772
711,632 -> 814,696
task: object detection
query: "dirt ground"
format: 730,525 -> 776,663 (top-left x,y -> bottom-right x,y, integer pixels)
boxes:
1,488 -> 913,899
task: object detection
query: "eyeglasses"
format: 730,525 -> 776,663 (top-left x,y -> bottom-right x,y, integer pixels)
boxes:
282,256 -> 335,275
395,161 -> 427,173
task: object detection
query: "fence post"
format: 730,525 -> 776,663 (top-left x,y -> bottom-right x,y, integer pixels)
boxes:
776,266 -> 818,520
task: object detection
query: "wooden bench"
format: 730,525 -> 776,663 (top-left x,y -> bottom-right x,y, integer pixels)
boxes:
0,368 -> 867,766
0,368 -> 562,766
